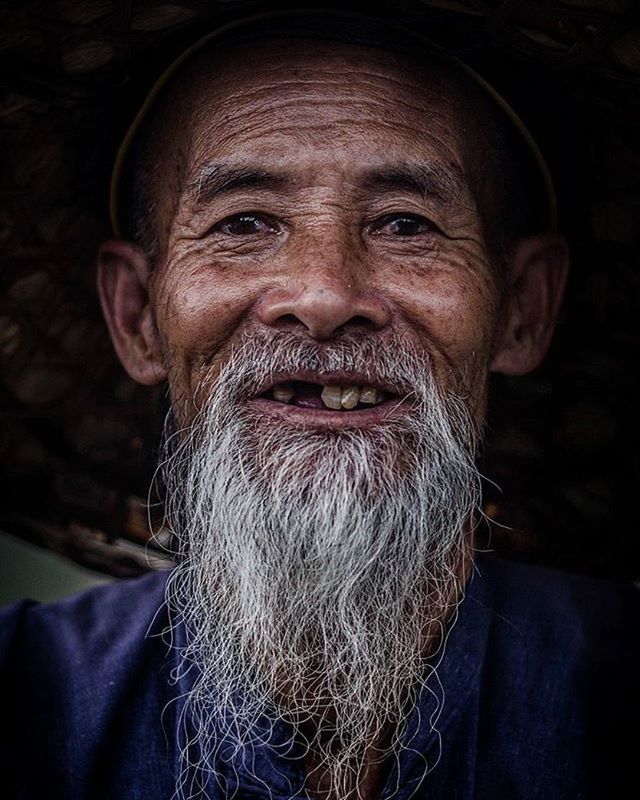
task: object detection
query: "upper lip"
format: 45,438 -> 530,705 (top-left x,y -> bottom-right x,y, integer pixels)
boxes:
251,370 -> 404,399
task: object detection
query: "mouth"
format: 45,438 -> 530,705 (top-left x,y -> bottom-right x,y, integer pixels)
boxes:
249,374 -> 407,429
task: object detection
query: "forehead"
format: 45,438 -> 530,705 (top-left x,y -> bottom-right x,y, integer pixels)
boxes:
158,38 -> 478,181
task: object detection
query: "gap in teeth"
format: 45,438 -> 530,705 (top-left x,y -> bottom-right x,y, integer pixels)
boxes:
269,381 -> 385,409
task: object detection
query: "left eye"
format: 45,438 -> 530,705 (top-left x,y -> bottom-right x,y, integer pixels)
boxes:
216,213 -> 277,236
370,214 -> 439,237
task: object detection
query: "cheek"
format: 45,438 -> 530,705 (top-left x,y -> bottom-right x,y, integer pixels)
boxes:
152,253 -> 258,394
389,255 -> 501,418
397,265 -> 500,362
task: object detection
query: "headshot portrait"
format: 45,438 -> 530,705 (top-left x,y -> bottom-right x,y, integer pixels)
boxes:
0,2 -> 638,799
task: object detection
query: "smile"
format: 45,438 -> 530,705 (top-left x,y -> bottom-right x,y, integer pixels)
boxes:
249,373 -> 406,429
263,380 -> 389,411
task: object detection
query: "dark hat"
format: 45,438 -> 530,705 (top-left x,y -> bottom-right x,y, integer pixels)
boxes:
1,0 -> 638,578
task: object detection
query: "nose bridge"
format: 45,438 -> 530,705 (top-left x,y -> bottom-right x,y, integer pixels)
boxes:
258,224 -> 390,339
302,225 -> 358,291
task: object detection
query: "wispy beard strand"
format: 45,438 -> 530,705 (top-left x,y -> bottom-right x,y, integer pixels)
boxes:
160,331 -> 483,799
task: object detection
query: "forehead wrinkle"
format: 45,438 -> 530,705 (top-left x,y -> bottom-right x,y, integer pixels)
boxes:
184,47 -> 462,135
193,78 -> 456,130
209,70 -> 449,103
189,37 -> 456,100
196,117 -> 464,168
145,39 -> 498,254
169,45 -> 474,176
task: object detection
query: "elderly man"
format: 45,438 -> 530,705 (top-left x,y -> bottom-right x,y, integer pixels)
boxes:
1,10 -> 636,800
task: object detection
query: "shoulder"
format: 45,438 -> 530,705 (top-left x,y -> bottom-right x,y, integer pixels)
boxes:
0,570 -> 177,797
0,568 -> 171,664
470,554 -> 638,656
0,568 -> 173,698
466,555 -> 638,797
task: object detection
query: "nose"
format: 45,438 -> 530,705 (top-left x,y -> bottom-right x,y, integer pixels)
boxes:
257,262 -> 391,340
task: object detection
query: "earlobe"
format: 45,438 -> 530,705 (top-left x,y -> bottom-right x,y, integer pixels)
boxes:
97,240 -> 167,385
491,233 -> 570,376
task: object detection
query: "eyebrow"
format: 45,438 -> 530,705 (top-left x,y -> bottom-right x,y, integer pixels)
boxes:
360,162 -> 466,204
184,160 -> 467,206
185,164 -> 289,205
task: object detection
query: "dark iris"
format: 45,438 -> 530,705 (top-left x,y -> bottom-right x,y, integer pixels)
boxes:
219,214 -> 273,235
373,213 -> 436,236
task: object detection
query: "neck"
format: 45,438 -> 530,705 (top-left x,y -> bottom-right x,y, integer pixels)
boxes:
305,742 -> 391,800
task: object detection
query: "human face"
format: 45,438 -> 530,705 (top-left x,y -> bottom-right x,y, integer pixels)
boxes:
146,39 -> 503,428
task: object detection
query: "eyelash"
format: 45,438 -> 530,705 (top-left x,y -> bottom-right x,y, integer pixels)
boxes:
214,212 -> 279,236
211,211 -> 442,238
368,212 -> 442,237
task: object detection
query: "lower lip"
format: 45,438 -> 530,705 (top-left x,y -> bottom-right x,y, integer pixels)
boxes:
247,397 -> 408,430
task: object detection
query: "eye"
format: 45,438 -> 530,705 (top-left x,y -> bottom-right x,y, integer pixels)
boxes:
215,213 -> 278,236
370,213 -> 440,237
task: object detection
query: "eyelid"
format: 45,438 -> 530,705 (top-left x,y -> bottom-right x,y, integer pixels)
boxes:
212,211 -> 282,233
368,212 -> 442,235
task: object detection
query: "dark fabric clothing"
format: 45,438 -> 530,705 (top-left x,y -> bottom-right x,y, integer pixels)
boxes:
0,556 -> 637,799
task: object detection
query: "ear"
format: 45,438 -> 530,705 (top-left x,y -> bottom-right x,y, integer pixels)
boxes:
491,233 -> 569,375
97,240 -> 167,385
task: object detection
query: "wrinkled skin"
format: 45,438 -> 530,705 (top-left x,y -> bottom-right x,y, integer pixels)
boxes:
99,39 -> 568,429
167,46 -> 496,420
97,37 -> 568,799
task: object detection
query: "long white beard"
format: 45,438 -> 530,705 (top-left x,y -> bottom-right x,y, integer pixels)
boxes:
161,331 -> 483,799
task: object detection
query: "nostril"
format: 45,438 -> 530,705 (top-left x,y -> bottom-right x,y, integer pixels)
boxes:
349,315 -> 378,329
259,289 -> 391,339
276,313 -> 303,329
273,312 -> 385,337
334,315 -> 382,336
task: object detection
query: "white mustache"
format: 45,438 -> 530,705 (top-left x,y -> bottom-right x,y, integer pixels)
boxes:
193,329 -> 435,406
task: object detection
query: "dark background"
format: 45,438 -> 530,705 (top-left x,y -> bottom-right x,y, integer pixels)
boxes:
1,0 -> 638,584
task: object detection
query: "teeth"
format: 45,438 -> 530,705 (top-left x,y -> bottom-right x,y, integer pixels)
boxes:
359,387 -> 379,405
320,384 -> 384,410
273,382 -> 294,403
272,382 -> 385,409
321,385 -> 343,410
340,386 -> 359,409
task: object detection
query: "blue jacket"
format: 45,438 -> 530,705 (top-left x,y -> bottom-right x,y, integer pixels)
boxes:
1,556 -> 636,799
